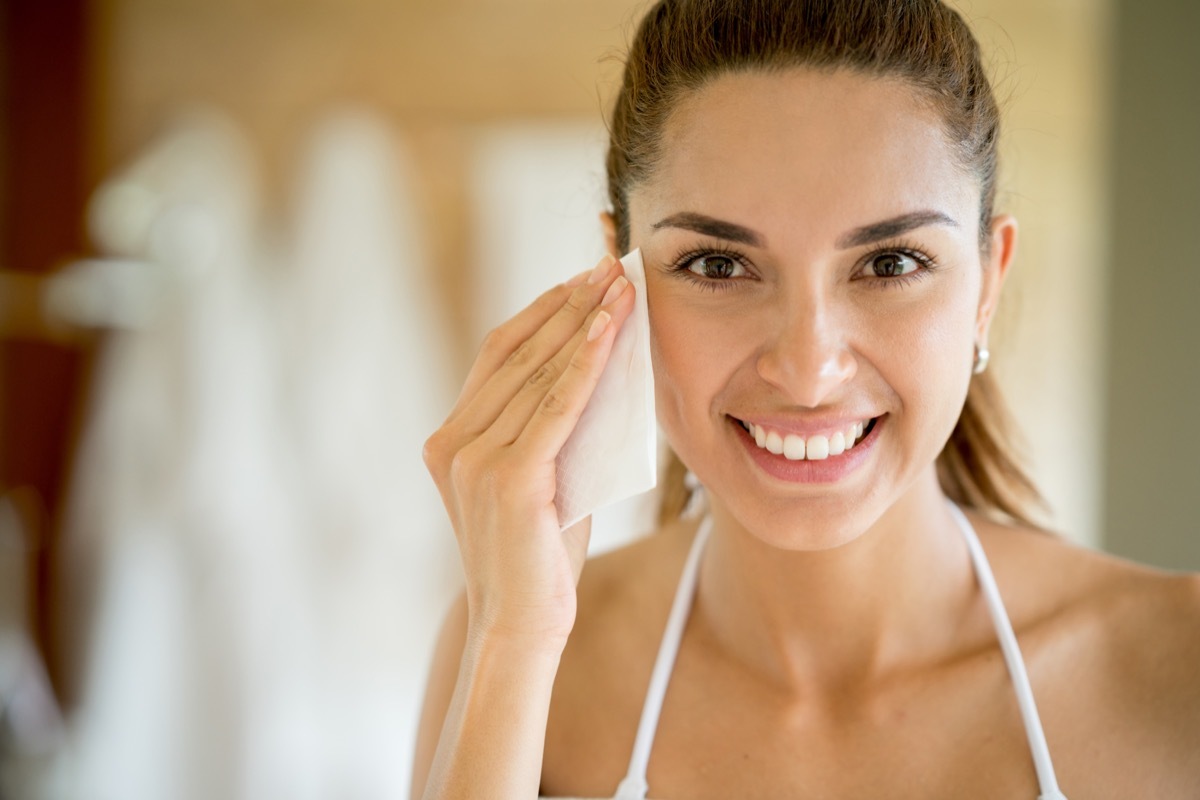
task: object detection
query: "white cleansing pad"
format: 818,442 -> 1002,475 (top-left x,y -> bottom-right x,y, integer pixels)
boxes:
555,248 -> 657,530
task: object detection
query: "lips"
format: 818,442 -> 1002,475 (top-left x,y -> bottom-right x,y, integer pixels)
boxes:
728,414 -> 885,484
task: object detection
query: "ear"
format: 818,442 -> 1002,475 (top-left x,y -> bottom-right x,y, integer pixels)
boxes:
599,211 -> 621,260
977,213 -> 1017,346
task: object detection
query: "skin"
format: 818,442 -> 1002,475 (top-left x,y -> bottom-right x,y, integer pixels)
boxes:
414,69 -> 1200,799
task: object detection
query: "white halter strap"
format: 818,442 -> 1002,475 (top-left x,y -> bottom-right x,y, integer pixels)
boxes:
946,502 -> 1067,800
614,516 -> 712,799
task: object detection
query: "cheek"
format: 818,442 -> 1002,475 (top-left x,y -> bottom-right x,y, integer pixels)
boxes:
875,302 -> 968,380
861,278 -> 977,434
648,299 -> 705,422
647,292 -> 748,430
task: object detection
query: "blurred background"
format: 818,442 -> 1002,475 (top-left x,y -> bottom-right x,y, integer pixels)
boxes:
0,0 -> 1197,797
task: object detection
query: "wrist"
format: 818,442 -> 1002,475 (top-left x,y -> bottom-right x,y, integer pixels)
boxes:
465,591 -> 576,655
465,614 -> 573,662
465,619 -> 571,663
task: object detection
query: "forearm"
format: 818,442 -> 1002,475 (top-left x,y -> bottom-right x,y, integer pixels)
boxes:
421,632 -> 563,800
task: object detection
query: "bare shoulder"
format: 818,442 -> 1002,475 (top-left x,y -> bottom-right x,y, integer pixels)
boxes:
1076,546 -> 1200,715
985,513 -> 1200,680
973,512 -> 1200,784
561,514 -> 698,671
579,515 -> 697,596
1079,550 -> 1200,737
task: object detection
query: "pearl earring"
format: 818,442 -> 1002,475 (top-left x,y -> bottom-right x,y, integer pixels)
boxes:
973,344 -> 990,375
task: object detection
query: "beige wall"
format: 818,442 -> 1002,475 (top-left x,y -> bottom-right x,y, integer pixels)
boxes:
90,0 -> 1114,546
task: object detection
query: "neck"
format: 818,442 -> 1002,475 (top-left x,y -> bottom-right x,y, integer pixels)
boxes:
694,470 -> 978,695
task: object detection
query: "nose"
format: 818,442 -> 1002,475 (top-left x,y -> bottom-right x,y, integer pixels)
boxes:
755,304 -> 857,408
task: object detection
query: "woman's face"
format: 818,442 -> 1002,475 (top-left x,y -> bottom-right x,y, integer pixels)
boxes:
624,69 -> 1013,549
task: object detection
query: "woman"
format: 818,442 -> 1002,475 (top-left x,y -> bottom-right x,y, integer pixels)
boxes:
413,1 -> 1200,797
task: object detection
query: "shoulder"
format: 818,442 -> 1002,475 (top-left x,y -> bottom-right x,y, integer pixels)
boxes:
981,513 -> 1200,682
561,515 -> 698,671
973,513 -> 1200,778
969,510 -> 1199,633
577,515 -> 697,600
1084,558 -> 1200,742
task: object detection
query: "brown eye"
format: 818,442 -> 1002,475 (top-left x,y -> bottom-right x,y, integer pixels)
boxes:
688,254 -> 742,279
870,252 -> 919,278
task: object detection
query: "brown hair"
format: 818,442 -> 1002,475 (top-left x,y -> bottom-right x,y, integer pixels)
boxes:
604,0 -> 1047,528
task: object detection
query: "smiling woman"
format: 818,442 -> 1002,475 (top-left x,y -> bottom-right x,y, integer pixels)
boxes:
413,1 -> 1200,799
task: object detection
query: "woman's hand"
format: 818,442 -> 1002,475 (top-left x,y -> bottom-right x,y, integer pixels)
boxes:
423,254 -> 635,652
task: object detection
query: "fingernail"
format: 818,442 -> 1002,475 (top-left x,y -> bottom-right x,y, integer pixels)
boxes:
587,254 -> 616,284
601,276 -> 628,305
587,310 -> 611,342
565,268 -> 591,287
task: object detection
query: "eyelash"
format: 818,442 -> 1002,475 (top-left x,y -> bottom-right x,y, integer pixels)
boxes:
666,239 -> 940,291
862,239 -> 940,290
666,244 -> 753,292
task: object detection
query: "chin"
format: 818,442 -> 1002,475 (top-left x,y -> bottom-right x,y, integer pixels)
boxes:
707,478 -> 895,552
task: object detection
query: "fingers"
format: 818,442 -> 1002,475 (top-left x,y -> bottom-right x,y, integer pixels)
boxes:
451,255 -> 626,439
482,275 -> 635,447
448,264 -> 592,417
511,281 -> 636,465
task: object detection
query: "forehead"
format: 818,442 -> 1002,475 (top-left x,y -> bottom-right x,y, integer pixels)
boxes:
632,69 -> 980,242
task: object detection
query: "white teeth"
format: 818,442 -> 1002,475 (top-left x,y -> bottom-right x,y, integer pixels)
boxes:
783,434 -> 805,460
745,419 -> 873,461
807,434 -> 830,460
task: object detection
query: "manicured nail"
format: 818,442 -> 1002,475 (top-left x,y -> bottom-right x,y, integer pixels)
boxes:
565,268 -> 591,287
587,310 -> 611,342
587,254 -> 616,284
601,276 -> 628,305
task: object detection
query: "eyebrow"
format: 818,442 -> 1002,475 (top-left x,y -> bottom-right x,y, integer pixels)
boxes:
835,210 -> 959,248
651,212 -> 766,247
650,209 -> 958,250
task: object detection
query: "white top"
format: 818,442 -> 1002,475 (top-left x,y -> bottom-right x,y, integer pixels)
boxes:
541,503 -> 1068,799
